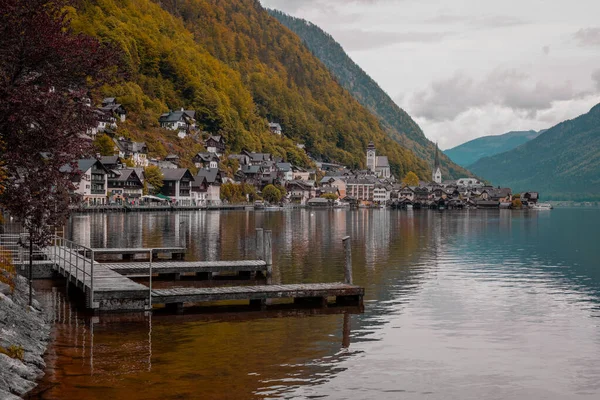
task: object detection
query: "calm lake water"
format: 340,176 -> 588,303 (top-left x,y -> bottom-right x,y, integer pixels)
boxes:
28,208 -> 600,399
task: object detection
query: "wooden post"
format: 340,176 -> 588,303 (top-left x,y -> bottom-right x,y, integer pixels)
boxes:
264,230 -> 272,278
256,228 -> 264,260
148,249 -> 152,311
342,236 -> 352,285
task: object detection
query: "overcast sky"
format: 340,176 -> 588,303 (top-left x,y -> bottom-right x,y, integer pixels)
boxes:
260,0 -> 600,149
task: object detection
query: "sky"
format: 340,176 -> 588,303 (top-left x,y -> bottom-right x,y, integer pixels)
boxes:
260,0 -> 600,150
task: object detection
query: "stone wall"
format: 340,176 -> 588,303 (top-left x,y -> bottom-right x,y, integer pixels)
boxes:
0,274 -> 51,399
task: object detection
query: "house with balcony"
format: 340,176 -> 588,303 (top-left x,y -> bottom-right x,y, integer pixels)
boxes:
61,159 -> 109,205
193,168 -> 222,206
160,168 -> 194,205
107,168 -> 144,203
193,152 -> 220,169
204,135 -> 226,156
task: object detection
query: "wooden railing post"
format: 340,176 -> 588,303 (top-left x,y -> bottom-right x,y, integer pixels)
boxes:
264,230 -> 272,277
90,249 -> 94,308
148,249 -> 153,311
256,228 -> 264,260
342,236 -> 352,285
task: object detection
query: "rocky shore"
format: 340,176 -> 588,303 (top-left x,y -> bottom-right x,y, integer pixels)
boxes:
0,274 -> 51,399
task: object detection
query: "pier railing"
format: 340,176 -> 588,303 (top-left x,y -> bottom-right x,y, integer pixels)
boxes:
49,236 -> 95,306
0,233 -> 46,264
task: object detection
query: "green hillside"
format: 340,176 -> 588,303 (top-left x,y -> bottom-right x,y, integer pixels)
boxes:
445,130 -> 542,167
469,104 -> 600,201
268,9 -> 472,180
68,0 -> 430,178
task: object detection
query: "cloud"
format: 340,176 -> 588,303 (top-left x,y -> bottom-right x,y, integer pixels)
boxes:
414,95 -> 600,150
574,27 -> 600,46
329,29 -> 449,51
542,45 -> 550,55
426,14 -> 528,29
593,69 -> 600,91
407,69 -> 580,122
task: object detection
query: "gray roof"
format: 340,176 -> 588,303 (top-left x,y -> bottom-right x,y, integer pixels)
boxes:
276,162 -> 292,172
60,159 -> 107,174
111,168 -> 141,183
269,122 -> 282,130
194,152 -> 219,162
159,110 -> 195,123
376,156 -> 390,168
196,168 -> 220,184
161,168 -> 192,181
241,165 -> 261,174
100,156 -> 121,166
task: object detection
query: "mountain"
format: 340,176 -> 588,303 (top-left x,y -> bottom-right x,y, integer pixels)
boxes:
67,0 -> 430,178
268,9 -> 472,180
445,130 -> 543,167
469,104 -> 600,201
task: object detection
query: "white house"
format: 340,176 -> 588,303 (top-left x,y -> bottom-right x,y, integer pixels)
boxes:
373,185 -> 390,204
113,138 -> 149,167
159,108 -> 196,138
268,122 -> 282,135
62,159 -> 109,205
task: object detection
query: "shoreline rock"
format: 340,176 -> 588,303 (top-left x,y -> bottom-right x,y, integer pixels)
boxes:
0,274 -> 51,399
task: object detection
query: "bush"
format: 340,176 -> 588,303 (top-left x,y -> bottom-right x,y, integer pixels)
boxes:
0,345 -> 24,360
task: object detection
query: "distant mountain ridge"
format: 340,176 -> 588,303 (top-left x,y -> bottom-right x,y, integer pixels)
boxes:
268,9 -> 472,180
469,104 -> 600,201
445,130 -> 543,167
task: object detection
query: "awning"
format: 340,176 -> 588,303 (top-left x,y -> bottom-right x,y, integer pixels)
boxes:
141,195 -> 168,202
155,193 -> 171,201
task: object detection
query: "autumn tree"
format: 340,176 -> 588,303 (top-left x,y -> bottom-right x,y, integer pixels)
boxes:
321,193 -> 338,200
262,184 -> 282,204
402,171 -> 420,187
143,166 -> 164,195
0,0 -> 115,304
93,134 -> 116,156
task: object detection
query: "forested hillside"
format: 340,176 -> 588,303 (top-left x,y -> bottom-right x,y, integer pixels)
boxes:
269,9 -> 472,179
469,104 -> 600,201
68,0 -> 430,178
445,130 -> 542,167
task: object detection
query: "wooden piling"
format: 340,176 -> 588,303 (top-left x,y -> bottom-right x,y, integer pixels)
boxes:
342,236 -> 352,285
264,230 -> 272,277
256,228 -> 264,260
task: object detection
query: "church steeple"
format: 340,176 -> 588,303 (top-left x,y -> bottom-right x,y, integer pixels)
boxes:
432,142 -> 442,184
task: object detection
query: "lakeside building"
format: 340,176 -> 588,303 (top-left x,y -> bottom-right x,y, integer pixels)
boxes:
61,159 -> 109,205
366,142 -> 391,179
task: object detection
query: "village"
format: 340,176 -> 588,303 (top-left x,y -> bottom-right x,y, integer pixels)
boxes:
71,98 -> 543,210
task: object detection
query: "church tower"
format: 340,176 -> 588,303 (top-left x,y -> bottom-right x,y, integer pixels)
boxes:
366,141 -> 376,173
432,143 -> 442,184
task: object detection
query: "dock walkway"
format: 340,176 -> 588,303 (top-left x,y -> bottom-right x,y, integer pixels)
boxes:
90,247 -> 186,260
49,246 -> 148,309
151,283 -> 364,309
103,260 -> 267,276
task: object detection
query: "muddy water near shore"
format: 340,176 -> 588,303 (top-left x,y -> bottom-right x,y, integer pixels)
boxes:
28,209 -> 600,399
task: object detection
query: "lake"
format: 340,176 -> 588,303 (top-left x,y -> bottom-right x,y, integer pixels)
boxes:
28,208 -> 600,399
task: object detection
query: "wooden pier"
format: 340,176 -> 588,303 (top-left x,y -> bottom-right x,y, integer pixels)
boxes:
49,245 -> 149,310
36,233 -> 364,313
89,247 -> 186,260
103,260 -> 267,277
152,283 -> 364,311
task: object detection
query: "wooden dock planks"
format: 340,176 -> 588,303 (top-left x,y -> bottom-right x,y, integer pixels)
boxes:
151,283 -> 364,306
48,246 -> 149,301
102,260 -> 267,275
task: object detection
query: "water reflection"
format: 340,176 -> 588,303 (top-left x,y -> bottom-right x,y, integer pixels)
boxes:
31,209 -> 600,399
